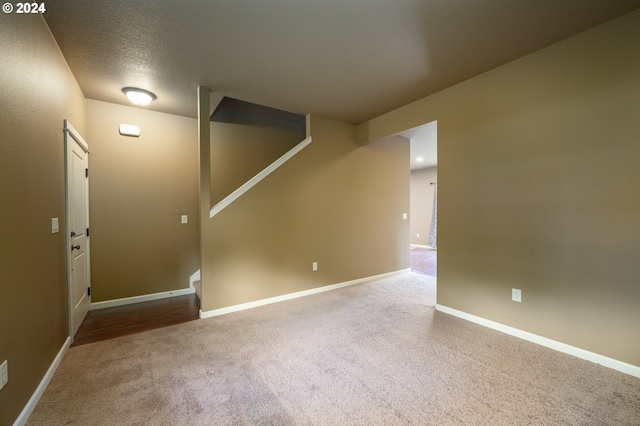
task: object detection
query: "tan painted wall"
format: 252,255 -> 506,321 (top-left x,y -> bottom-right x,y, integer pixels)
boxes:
410,167 -> 438,246
210,122 -> 302,205
358,10 -> 640,366
201,115 -> 409,311
86,100 -> 200,302
0,15 -> 86,425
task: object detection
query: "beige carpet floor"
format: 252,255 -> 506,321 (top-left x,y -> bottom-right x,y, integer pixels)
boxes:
28,272 -> 640,425
410,247 -> 437,277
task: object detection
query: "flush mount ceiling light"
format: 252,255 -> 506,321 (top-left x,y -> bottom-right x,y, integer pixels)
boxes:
122,87 -> 157,106
416,157 -> 424,162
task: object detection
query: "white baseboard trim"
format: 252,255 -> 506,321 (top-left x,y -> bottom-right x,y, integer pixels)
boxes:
435,304 -> 640,378
13,337 -> 72,426
91,287 -> 195,310
200,269 -> 411,319
410,244 -> 435,249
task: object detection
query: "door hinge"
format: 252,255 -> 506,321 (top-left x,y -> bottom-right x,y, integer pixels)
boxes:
87,287 -> 91,296
85,168 -> 89,178
86,227 -> 90,237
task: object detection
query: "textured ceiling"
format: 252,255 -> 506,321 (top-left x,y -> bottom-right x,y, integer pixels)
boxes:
43,0 -> 640,124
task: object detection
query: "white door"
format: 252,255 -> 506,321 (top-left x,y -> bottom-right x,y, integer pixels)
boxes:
65,120 -> 91,338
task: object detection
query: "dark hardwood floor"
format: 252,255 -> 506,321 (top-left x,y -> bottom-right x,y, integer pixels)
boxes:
72,294 -> 200,347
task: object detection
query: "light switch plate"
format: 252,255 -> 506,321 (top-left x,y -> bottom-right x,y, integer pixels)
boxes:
512,288 -> 522,302
51,218 -> 59,234
402,213 -> 408,220
312,262 -> 318,271
181,215 -> 188,224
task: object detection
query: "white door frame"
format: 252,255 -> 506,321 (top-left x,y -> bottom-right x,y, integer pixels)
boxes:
64,119 -> 91,338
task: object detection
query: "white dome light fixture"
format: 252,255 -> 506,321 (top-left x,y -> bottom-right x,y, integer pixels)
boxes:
122,87 -> 157,106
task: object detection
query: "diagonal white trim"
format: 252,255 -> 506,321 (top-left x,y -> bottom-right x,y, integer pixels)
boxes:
91,287 -> 195,310
210,136 -> 312,218
435,304 -> 640,378
13,337 -> 72,426
200,269 -> 410,319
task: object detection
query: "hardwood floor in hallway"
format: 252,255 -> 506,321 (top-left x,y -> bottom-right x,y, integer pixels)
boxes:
72,294 -> 200,347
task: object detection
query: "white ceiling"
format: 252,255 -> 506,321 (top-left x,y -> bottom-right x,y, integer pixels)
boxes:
402,121 -> 438,171
43,1 -> 640,125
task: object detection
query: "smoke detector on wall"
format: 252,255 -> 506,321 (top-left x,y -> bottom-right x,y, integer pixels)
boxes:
119,124 -> 141,137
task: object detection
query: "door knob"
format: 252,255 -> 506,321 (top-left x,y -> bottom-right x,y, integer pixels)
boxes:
71,245 -> 81,251
71,231 -> 76,237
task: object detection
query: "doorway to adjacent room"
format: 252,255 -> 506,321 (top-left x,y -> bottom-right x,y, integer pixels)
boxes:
404,120 -> 437,277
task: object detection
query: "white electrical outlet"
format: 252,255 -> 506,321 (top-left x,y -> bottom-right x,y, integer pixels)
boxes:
1,360 -> 8,390
312,262 -> 318,271
512,288 -> 522,303
181,215 -> 188,224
